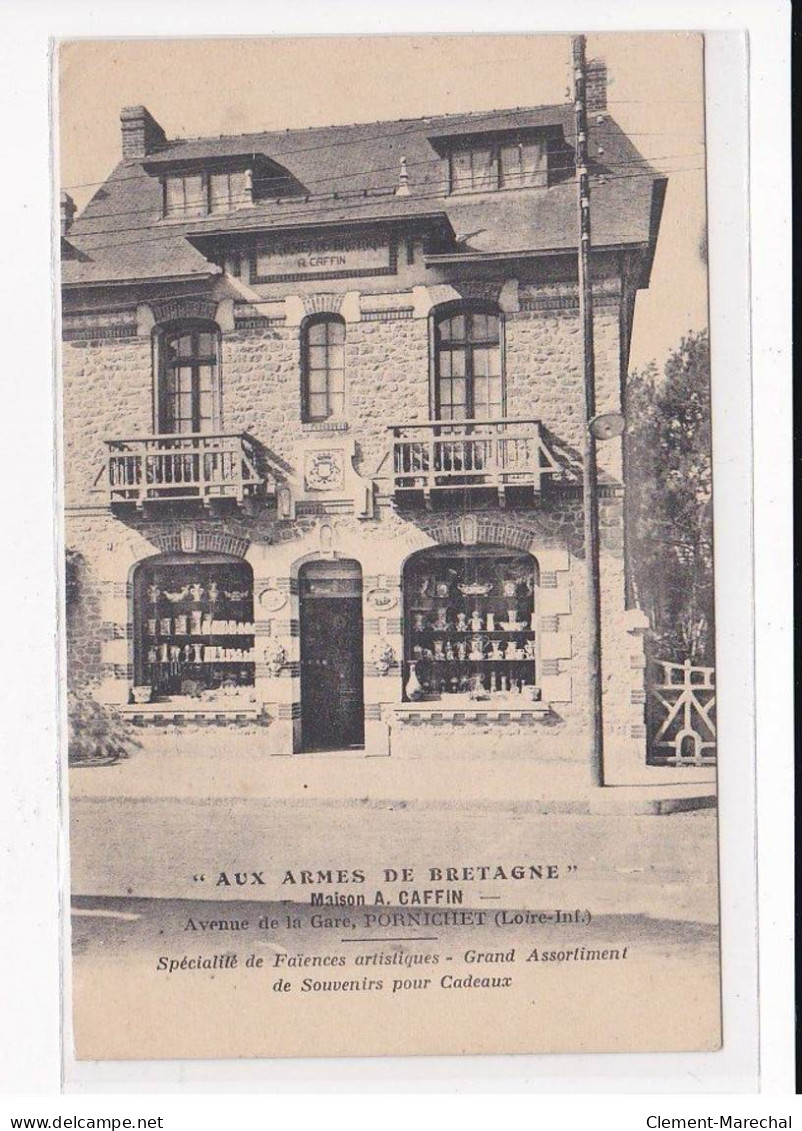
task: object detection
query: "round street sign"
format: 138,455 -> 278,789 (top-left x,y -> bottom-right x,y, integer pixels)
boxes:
589,412 -> 626,440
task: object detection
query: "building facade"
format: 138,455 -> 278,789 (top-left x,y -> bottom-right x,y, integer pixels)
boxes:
61,79 -> 665,779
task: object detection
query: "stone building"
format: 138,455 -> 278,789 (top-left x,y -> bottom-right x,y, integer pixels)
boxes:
61,78 -> 665,779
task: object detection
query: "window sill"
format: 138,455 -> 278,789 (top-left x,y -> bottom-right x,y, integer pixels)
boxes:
158,207 -> 255,225
446,183 -> 549,198
394,701 -> 550,722
120,701 -> 263,725
302,420 -> 349,433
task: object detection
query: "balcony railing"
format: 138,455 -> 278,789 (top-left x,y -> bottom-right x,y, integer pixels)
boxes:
105,433 -> 268,506
390,418 -> 558,503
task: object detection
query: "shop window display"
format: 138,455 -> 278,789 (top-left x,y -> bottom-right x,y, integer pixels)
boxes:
133,555 -> 255,704
402,547 -> 538,703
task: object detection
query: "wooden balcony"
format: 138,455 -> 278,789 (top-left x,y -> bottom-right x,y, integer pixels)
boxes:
390,418 -> 559,506
105,433 -> 269,508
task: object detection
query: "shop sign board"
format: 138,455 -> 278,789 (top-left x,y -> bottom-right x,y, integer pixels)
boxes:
252,231 -> 395,281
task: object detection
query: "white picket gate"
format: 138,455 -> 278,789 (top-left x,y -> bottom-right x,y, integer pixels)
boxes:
649,659 -> 716,766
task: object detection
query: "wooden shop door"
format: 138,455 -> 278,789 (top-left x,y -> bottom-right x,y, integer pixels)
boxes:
299,560 -> 365,752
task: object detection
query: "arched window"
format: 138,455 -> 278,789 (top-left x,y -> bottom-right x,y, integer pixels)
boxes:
302,315 -> 346,422
434,306 -> 504,421
156,321 -> 221,434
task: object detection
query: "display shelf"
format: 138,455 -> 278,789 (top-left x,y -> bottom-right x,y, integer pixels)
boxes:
412,628 -> 535,635
402,547 -> 539,704
409,653 -> 536,662
137,561 -> 257,698
149,660 -> 255,666
145,633 -> 255,640
401,693 -> 542,704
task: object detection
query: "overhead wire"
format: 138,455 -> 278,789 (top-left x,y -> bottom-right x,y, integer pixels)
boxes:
62,160 -> 706,261
60,107 -> 704,195
65,152 -> 705,244
66,168 -> 706,262
64,146 -> 705,229
62,109 -> 552,193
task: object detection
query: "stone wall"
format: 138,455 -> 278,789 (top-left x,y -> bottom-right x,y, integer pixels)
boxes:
221,324 -> 300,467
62,336 -> 153,506
65,545 -> 103,691
345,318 -> 432,475
61,275 -> 625,503
508,290 -> 623,481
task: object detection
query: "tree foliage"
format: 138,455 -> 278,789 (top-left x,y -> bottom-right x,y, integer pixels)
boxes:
625,330 -> 714,664
65,547 -> 82,605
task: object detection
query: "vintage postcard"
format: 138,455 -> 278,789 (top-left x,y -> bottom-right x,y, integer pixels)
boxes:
59,31 -> 721,1060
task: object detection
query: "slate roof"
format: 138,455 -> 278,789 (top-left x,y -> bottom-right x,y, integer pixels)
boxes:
62,103 -> 666,288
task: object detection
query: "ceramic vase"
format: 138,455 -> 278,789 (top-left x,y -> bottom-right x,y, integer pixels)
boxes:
405,661 -> 423,701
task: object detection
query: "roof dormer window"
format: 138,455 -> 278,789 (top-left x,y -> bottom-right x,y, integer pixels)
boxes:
147,151 -> 306,218
161,168 -> 253,219
209,170 -> 251,213
165,174 -> 207,218
498,141 -> 547,189
448,138 -> 548,194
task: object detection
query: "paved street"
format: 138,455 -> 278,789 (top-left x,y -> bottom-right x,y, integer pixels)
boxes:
69,737 -> 716,807
70,794 -> 719,923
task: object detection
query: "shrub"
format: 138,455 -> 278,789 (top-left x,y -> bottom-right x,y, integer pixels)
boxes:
67,688 -> 141,765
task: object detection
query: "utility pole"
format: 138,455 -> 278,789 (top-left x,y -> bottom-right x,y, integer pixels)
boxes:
572,34 -> 605,788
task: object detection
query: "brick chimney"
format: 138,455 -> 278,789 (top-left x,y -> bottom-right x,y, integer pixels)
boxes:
60,191 -> 76,235
586,58 -> 608,114
120,105 -> 167,160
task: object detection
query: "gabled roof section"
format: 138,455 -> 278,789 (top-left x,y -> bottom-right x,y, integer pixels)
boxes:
62,102 -> 667,289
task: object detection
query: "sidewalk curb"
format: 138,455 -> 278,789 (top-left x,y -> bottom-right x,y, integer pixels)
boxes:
71,791 -> 718,816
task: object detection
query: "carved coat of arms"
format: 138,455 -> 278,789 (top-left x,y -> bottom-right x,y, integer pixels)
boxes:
304,450 -> 345,491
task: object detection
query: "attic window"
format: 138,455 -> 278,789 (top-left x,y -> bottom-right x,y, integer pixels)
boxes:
209,171 -> 251,213
448,139 -> 548,194
162,170 -> 252,218
165,175 -> 206,218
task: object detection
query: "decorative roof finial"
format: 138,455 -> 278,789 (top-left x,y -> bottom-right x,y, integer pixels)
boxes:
395,155 -> 410,197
